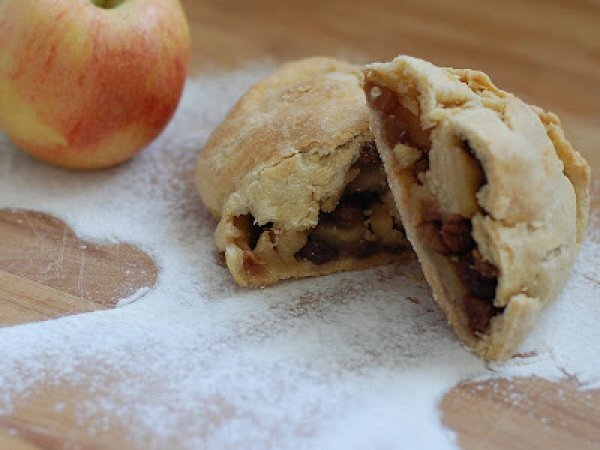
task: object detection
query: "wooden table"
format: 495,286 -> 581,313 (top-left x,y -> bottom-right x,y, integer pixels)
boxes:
1,1 -> 598,448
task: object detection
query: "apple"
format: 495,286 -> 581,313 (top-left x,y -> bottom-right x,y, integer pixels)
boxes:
0,0 -> 190,170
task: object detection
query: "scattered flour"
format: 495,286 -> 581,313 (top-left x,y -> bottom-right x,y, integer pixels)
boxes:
116,287 -> 152,308
0,63 -> 598,450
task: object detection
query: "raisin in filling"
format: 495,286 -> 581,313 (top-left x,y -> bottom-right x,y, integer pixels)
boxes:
295,141 -> 406,265
367,83 -> 503,334
420,210 -> 502,334
297,236 -> 339,265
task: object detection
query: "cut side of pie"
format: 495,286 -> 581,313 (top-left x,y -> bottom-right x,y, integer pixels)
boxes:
196,58 -> 411,287
363,56 -> 590,360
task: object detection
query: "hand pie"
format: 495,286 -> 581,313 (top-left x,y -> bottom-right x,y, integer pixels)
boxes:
363,55 -> 590,360
196,58 -> 410,287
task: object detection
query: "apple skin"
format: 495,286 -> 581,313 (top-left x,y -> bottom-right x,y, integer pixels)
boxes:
0,0 -> 190,170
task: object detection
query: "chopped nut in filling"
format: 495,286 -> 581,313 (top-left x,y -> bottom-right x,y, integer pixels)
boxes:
236,141 -> 408,269
367,83 -> 504,335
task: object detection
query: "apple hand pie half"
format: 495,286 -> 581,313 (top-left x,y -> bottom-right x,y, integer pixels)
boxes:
364,55 -> 590,360
196,58 -> 410,287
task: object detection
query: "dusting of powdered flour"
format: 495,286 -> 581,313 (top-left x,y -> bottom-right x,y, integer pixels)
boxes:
0,63 -> 598,450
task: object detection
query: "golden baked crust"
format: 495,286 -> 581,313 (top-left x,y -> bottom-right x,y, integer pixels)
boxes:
196,57 -> 410,287
363,55 -> 591,361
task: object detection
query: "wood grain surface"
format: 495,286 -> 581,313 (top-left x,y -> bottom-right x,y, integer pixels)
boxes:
442,376 -> 600,450
0,209 -> 158,327
0,0 -> 598,448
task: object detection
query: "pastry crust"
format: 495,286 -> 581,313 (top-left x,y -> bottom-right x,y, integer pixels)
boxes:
196,57 -> 410,287
363,56 -> 591,360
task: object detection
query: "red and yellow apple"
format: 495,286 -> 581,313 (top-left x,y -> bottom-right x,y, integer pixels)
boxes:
0,0 -> 190,170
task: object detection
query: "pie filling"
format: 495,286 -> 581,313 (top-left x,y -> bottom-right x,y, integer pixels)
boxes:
367,82 -> 504,334
239,141 -> 408,270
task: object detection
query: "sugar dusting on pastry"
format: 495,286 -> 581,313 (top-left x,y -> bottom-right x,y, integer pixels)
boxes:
0,64 -> 598,449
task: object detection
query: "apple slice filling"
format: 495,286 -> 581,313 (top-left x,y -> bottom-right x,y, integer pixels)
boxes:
367,83 -> 504,334
238,141 -> 408,269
